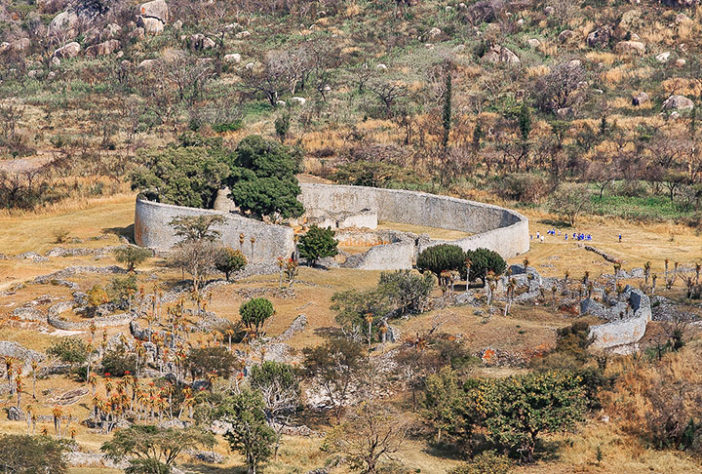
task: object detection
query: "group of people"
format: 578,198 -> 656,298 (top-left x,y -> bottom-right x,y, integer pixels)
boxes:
532,229 -> 595,242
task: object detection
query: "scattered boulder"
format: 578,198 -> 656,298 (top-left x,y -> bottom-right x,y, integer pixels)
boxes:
675,58 -> 686,67
7,406 -> 24,421
663,94 -> 694,111
224,53 -> 241,63
586,27 -> 611,48
656,51 -> 671,63
85,39 -> 120,57
10,38 -> 31,53
558,30 -> 576,43
290,96 -> 307,106
527,38 -> 541,48
187,34 -> 216,50
631,91 -> 649,106
481,45 -> 520,64
615,40 -> 645,55
235,30 -> 250,39
137,58 -> 158,70
468,0 -> 505,23
53,41 -> 80,59
376,63 -> 387,71
427,27 -> 442,40
137,16 -> 165,35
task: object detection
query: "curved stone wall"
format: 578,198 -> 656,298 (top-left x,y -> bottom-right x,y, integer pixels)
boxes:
135,199 -> 296,263
135,183 -> 530,267
588,289 -> 652,352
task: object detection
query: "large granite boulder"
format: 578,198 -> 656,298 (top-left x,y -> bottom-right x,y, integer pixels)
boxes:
663,95 -> 694,111
53,41 -> 80,59
85,39 -> 120,57
139,0 -> 169,24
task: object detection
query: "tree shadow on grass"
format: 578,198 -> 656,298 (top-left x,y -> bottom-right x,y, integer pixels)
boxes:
102,224 -> 135,242
181,464 -> 245,473
538,218 -> 572,228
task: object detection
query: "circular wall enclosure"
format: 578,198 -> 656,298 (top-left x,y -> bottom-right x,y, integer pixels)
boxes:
134,183 -> 530,269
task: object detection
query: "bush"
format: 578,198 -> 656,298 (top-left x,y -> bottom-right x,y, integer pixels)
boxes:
494,173 -> 549,203
107,275 -> 137,310
417,244 -> 466,277
298,225 -> 338,266
0,435 -> 68,473
215,247 -> 247,281
101,344 -> 137,377
113,246 -> 152,272
185,346 -> 239,380
378,270 -> 435,316
465,248 -> 507,282
239,297 -> 275,334
47,337 -> 89,369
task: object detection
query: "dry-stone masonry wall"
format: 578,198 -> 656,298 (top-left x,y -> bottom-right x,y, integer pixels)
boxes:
135,183 -> 530,268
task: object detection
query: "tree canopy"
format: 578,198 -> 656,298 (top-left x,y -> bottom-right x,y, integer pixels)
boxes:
228,135 -> 304,219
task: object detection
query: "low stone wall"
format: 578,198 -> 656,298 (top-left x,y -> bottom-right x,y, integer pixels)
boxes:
588,288 -> 652,351
135,183 -> 530,267
47,313 -> 136,330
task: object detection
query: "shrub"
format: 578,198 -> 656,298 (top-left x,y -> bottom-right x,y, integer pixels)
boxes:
185,346 -> 239,380
47,337 -> 89,369
464,248 -> 506,282
494,173 -> 549,203
417,244 -> 466,277
239,297 -> 275,334
107,275 -> 137,310
101,344 -> 137,377
378,270 -> 435,316
298,225 -> 338,266
0,435 -> 68,473
215,247 -> 247,281
113,246 -> 152,272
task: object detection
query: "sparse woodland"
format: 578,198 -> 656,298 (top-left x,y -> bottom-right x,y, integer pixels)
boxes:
0,0 -> 702,473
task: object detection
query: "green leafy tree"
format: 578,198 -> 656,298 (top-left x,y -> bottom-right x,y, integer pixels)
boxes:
114,246 -> 153,272
170,215 -> 224,243
0,434 -> 68,474
228,135 -> 304,219
239,298 -> 275,335
423,368 -> 487,458
302,338 -> 367,415
131,142 -> 230,209
185,346 -> 239,381
215,247 -> 247,281
416,244 -> 466,277
298,225 -> 338,266
274,113 -> 291,143
101,425 -> 214,474
249,361 -> 299,423
47,337 -> 89,371
168,215 -> 224,296
483,371 -> 586,462
216,389 -> 277,474
464,248 -> 506,282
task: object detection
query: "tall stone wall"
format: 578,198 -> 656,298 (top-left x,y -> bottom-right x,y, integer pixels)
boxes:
299,183 -> 530,262
135,183 -> 530,267
134,199 -> 296,263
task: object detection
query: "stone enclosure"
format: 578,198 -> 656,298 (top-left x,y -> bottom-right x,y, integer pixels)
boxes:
134,182 -> 530,269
